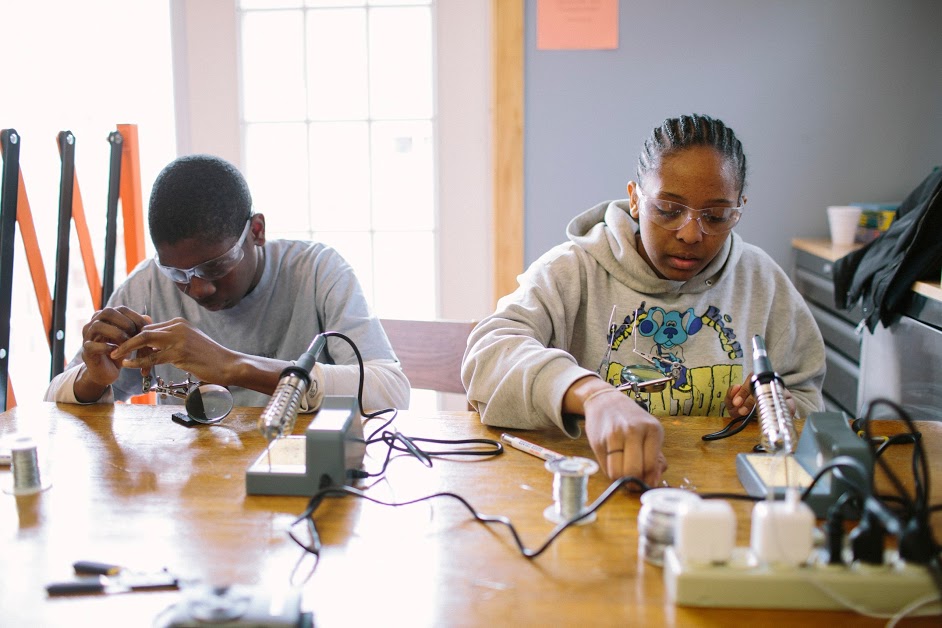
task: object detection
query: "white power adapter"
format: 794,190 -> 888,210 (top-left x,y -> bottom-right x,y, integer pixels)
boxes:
750,490 -> 815,566
673,500 -> 736,564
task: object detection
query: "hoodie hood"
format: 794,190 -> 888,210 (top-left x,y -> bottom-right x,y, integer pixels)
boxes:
566,199 -> 742,295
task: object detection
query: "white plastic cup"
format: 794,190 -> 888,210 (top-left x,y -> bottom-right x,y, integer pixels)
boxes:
827,205 -> 862,246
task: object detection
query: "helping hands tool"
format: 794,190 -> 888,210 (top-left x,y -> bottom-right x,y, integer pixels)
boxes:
143,374 -> 234,424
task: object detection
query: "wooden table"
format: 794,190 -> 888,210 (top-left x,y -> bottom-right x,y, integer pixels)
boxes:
1,402 -> 939,626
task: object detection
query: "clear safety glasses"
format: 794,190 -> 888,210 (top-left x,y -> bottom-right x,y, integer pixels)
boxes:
635,189 -> 743,235
155,219 -> 251,284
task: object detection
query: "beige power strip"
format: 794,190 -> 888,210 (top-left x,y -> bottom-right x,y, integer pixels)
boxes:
664,546 -> 940,616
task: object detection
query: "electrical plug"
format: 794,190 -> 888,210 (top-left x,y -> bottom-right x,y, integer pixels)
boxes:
673,499 -> 736,564
824,509 -> 845,565
750,490 -> 815,567
848,510 -> 885,565
898,516 -> 934,564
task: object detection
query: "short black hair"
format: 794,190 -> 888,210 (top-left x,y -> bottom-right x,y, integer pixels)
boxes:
637,114 -> 747,196
148,154 -> 252,246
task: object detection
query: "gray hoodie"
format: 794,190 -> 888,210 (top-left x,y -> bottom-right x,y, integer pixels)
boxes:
462,200 -> 825,435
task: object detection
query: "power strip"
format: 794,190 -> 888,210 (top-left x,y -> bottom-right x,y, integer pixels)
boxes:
664,546 -> 940,615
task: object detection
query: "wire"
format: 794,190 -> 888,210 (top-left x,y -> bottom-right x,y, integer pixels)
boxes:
859,400 -> 930,527
885,593 -> 942,628
701,406 -> 756,441
319,331 -> 503,478
288,476 -> 650,562
855,398 -> 942,612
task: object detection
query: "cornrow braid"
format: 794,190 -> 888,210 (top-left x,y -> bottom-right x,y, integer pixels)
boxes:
637,114 -> 747,195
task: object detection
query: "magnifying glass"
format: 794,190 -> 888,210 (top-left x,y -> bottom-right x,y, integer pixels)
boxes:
145,375 -> 234,425
182,383 -> 234,424
617,364 -> 674,411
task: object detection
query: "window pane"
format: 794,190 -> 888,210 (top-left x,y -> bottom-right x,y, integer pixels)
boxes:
242,11 -> 307,121
241,0 -> 302,8
245,123 -> 310,235
306,9 -> 369,120
368,7 -> 432,119
306,0 -> 365,8
309,122 -> 371,230
315,231 -> 375,302
368,0 -> 431,5
371,121 -> 433,231
373,231 -> 435,318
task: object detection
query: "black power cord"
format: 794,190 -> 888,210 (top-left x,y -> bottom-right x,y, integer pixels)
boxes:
317,331 -> 503,479
288,476 -> 651,562
701,406 -> 756,442
854,398 -> 942,610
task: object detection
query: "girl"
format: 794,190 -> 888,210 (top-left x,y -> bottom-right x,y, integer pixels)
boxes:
462,114 -> 825,484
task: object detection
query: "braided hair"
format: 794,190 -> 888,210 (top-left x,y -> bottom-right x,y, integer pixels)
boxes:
637,114 -> 747,195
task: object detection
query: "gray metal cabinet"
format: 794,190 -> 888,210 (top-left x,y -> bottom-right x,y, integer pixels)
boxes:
792,247 -> 862,417
857,290 -> 942,421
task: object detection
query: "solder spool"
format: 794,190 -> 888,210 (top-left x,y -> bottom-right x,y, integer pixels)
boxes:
637,488 -> 701,566
544,456 -> 599,525
2,434 -> 51,495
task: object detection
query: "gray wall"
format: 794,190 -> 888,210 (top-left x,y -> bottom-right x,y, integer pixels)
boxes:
524,0 -> 942,269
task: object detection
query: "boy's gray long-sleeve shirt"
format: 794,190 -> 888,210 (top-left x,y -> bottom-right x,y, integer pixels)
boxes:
46,239 -> 410,413
462,200 -> 826,435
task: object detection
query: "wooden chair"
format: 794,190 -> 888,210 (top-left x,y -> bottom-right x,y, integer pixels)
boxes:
379,318 -> 476,400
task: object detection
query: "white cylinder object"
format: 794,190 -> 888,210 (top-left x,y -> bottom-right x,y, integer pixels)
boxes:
826,205 -> 862,246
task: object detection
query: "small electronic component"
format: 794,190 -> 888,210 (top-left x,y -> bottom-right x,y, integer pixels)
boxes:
154,584 -> 311,628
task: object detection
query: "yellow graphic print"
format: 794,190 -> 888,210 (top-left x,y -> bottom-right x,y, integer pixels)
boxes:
602,361 -> 743,417
600,305 -> 745,417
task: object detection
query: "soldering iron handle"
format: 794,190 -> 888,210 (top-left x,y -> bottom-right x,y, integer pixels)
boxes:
258,334 -> 328,441
750,335 -> 797,454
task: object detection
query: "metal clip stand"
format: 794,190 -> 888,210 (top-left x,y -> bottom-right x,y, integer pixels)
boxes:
50,131 -> 76,380
101,131 -> 122,304
0,129 -> 21,412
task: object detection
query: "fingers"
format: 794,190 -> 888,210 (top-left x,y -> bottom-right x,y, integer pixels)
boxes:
110,317 -> 181,362
82,306 -> 150,348
727,372 -> 755,417
109,319 -> 224,384
603,445 -> 625,481
641,427 -> 665,486
584,395 -> 665,487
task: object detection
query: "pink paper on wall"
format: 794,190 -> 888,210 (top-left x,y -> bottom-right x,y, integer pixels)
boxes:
537,0 -> 619,50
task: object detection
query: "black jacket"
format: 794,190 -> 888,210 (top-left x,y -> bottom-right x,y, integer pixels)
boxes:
832,166 -> 942,332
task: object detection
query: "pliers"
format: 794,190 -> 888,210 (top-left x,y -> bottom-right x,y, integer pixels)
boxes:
45,560 -> 179,596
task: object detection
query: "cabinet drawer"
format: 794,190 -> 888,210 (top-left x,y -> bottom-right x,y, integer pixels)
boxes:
795,249 -> 837,278
794,268 -> 861,325
823,391 -> 851,417
859,315 -> 942,421
807,301 -> 861,362
823,348 -> 859,416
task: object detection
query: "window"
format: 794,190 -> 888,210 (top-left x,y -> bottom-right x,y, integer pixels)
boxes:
0,1 -> 176,403
239,0 -> 437,319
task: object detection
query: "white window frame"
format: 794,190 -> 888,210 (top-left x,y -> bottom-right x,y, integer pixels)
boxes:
169,0 -> 492,322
